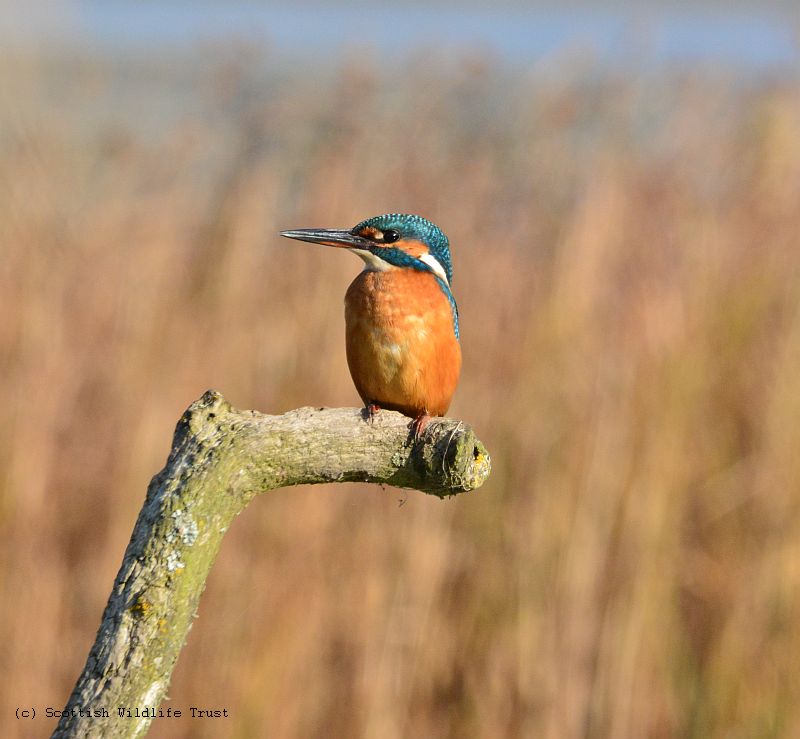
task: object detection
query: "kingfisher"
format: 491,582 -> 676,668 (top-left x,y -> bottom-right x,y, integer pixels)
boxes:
280,213 -> 461,436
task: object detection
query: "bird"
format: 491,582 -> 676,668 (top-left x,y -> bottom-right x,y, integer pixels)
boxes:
280,213 -> 461,436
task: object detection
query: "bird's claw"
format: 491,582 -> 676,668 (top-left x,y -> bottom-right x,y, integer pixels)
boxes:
409,413 -> 432,441
364,402 -> 381,424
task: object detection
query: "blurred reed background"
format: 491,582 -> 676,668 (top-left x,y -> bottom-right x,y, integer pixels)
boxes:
2,6 -> 800,737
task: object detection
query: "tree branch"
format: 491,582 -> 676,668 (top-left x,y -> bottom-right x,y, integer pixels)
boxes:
52,390 -> 491,738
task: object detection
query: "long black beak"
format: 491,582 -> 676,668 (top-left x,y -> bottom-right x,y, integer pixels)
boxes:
279,228 -> 374,250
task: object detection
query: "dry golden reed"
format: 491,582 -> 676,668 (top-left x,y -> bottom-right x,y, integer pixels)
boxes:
1,48 -> 800,738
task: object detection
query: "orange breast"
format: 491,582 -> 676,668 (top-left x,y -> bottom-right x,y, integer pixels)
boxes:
344,269 -> 461,418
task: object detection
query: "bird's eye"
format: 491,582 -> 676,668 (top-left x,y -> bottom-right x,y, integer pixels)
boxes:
382,229 -> 400,243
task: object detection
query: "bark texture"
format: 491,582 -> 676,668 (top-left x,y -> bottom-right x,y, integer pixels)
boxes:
53,390 -> 491,738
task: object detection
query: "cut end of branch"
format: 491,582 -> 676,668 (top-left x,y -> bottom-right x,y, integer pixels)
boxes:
405,419 -> 492,496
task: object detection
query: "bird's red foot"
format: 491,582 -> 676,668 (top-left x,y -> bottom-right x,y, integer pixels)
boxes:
409,413 -> 432,440
364,402 -> 381,424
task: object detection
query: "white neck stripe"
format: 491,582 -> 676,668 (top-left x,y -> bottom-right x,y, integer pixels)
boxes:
350,248 -> 395,272
418,253 -> 449,286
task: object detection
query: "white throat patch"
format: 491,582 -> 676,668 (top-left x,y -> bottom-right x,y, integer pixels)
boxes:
350,248 -> 395,272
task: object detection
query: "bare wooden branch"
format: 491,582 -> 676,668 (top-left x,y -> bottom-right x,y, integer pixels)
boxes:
52,390 -> 491,738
